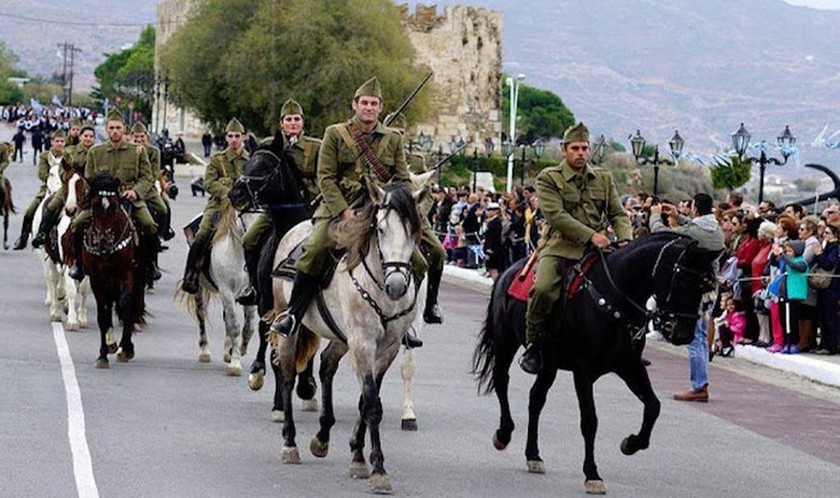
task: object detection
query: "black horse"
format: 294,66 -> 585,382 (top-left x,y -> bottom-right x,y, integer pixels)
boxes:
228,144 -> 318,417
473,232 -> 718,494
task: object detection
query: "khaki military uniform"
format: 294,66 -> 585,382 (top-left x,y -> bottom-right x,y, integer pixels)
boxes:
297,117 -> 415,276
70,139 -> 157,236
244,134 -> 321,251
194,147 -> 249,246
141,143 -> 168,216
405,149 -> 446,287
21,148 -> 63,219
525,160 -> 632,344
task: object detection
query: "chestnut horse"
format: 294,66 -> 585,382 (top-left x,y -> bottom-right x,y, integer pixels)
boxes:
74,173 -> 146,368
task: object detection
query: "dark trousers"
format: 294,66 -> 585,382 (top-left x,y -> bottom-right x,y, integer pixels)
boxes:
817,289 -> 840,352
779,299 -> 802,346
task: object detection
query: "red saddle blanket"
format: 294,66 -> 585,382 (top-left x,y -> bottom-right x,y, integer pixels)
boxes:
507,253 -> 599,303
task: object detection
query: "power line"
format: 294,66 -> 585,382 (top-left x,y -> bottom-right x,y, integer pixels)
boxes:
0,12 -> 158,27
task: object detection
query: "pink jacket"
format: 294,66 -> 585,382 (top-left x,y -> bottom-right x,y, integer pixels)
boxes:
726,311 -> 747,337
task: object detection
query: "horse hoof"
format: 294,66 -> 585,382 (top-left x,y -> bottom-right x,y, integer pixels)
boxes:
368,473 -> 393,495
198,350 -> 212,363
226,364 -> 242,377
401,418 -> 418,431
95,358 -> 109,369
310,436 -> 329,458
348,461 -> 370,479
223,352 -> 232,363
493,432 -> 509,451
620,438 -> 634,455
527,460 -> 545,474
280,446 -> 301,464
249,371 -> 265,391
271,409 -> 285,423
301,398 -> 318,412
116,348 -> 134,362
585,480 -> 606,495
50,314 -> 62,322
66,321 -> 79,331
106,329 -> 117,354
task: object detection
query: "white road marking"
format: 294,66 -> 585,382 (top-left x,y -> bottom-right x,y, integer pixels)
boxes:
51,322 -> 100,498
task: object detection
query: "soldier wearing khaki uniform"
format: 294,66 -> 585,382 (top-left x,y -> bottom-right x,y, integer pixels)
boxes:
520,123 -> 632,374
132,121 -> 171,281
13,129 -> 67,250
66,118 -> 82,147
68,109 -> 158,281
31,122 -> 97,249
385,112 -> 446,329
237,99 -> 321,305
272,77 -> 422,337
181,118 -> 250,294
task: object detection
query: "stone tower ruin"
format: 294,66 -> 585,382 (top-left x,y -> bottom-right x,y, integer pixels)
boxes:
153,1 -> 502,151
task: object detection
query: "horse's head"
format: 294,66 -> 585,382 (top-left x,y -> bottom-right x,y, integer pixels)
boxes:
647,236 -> 719,345
64,172 -> 87,216
369,182 -> 423,300
87,173 -> 123,215
229,147 -> 302,212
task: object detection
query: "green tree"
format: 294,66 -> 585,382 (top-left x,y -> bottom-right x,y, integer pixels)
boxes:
710,155 -> 751,191
161,0 -> 426,136
0,42 -> 24,104
92,25 -> 156,119
502,82 -> 575,143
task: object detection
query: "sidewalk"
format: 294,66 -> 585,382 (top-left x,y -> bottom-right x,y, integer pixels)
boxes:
442,265 -> 840,389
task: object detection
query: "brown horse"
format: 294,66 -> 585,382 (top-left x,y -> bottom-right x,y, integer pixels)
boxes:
1,178 -> 15,250
75,172 -> 146,368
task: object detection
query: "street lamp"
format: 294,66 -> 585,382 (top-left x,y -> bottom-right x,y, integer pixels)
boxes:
731,123 -> 795,204
505,74 -> 525,193
629,129 -> 685,197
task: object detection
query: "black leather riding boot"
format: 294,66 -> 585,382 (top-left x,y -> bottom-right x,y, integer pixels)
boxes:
181,238 -> 206,294
519,340 -> 544,375
13,213 -> 34,250
270,271 -> 321,336
30,209 -> 54,249
143,235 -> 162,282
235,247 -> 259,306
157,208 -> 175,241
68,229 -> 86,281
423,268 -> 444,324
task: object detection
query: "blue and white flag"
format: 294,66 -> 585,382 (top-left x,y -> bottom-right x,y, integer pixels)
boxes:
51,94 -> 63,107
30,98 -> 43,115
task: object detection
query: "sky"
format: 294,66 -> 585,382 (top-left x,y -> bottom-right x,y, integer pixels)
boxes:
784,0 -> 840,7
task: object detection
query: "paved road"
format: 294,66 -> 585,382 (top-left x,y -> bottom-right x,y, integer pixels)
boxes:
2,127 -> 840,497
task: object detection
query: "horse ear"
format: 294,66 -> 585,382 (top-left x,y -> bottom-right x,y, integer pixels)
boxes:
369,183 -> 387,205
410,170 -> 435,189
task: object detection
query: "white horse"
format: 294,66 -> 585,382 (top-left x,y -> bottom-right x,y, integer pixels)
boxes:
270,182 -> 424,494
33,151 -> 64,317
60,172 -> 91,330
180,199 -> 258,376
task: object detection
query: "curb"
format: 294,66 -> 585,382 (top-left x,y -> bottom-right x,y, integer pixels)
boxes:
443,265 -> 840,389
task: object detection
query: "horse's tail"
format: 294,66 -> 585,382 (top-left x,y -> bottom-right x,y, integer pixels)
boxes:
473,279 -> 501,395
295,328 -> 321,374
174,284 -> 213,325
4,179 -> 15,213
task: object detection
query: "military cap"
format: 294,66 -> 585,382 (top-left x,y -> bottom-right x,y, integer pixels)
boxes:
354,77 -> 382,100
80,121 -> 96,133
225,118 -> 245,134
53,129 -> 67,139
385,112 -> 407,129
563,122 -> 590,144
280,99 -> 304,118
131,121 -> 148,134
106,108 -> 125,124
69,118 -> 82,128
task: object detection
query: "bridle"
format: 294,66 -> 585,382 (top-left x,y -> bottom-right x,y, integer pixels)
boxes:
86,189 -> 134,257
235,149 -> 306,212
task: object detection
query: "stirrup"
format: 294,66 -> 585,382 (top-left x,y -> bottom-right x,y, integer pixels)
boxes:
423,303 -> 443,324
235,286 -> 257,306
270,312 -> 298,337
182,271 -> 199,294
519,343 -> 543,375
31,232 -> 47,249
402,330 -> 423,349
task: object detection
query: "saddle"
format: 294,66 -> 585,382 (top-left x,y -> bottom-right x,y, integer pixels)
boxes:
506,251 -> 600,304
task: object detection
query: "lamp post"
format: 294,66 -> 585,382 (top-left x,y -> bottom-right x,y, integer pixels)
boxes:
731,123 -> 795,204
502,141 -> 545,186
505,74 -> 525,193
629,129 -> 684,197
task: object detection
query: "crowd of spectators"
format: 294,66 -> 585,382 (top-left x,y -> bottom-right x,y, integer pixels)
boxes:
2,104 -> 96,164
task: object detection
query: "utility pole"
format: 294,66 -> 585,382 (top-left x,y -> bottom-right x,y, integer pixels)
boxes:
56,42 -> 81,106
57,42 -> 69,103
68,44 -> 82,106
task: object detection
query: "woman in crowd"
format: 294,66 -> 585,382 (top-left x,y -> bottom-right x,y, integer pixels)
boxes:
811,221 -> 840,355
752,221 -> 777,347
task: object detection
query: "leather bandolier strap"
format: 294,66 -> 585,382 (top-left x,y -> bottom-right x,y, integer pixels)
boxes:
347,121 -> 391,183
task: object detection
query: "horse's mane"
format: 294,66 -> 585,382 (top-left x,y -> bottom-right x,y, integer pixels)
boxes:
89,172 -> 121,195
331,183 -> 421,270
212,197 -> 242,244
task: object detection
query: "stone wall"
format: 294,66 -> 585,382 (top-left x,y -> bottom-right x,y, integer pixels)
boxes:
153,1 -> 503,147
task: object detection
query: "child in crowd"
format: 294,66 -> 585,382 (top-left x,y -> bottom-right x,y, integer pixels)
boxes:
777,241 -> 809,354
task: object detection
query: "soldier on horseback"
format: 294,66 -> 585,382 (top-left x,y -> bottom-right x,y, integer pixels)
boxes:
271,77 -> 442,338
13,129 -> 67,250
236,99 -> 322,305
519,123 -> 632,374
68,109 -> 158,281
31,122 -> 96,249
181,118 -> 249,294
